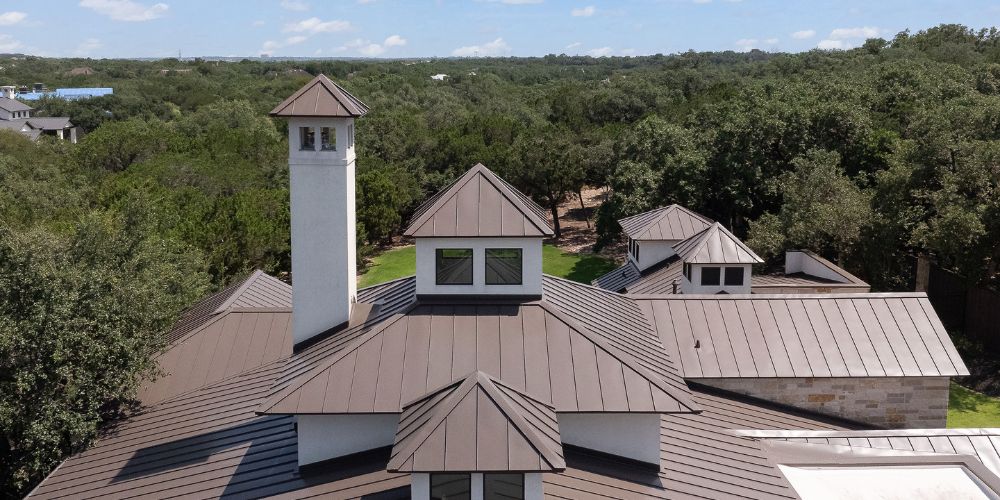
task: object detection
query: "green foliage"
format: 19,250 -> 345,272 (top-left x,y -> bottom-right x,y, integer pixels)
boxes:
74,117 -> 176,172
949,382 -> 1000,428
596,160 -> 659,248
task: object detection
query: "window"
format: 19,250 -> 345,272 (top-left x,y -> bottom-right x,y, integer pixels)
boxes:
724,267 -> 744,286
634,241 -> 640,262
299,126 -> 315,150
436,249 -> 473,285
348,124 -> 354,147
701,267 -> 720,286
484,474 -> 524,499
431,474 -> 471,500
320,126 -> 336,150
486,248 -> 522,285
683,263 -> 691,281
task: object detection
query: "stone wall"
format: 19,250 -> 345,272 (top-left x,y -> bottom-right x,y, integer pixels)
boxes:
692,377 -> 951,429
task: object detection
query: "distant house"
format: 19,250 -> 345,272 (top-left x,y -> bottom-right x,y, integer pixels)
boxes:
0,91 -> 78,142
430,73 -> 448,80
28,76 -> 992,500
65,66 -> 95,76
16,87 -> 114,101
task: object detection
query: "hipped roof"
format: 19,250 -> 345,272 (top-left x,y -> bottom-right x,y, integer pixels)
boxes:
618,204 -> 714,241
404,163 -> 554,237
673,222 -> 764,264
388,371 -> 564,473
269,74 -> 369,118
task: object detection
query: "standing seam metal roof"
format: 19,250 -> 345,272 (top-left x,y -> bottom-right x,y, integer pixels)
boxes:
637,293 -> 969,379
672,222 -> 764,264
269,74 -> 369,118
618,204 -> 714,241
0,96 -> 32,112
387,371 -> 564,473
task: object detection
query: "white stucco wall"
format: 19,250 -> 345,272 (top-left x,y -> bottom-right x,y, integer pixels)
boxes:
635,240 -> 677,271
681,264 -> 752,294
288,117 -> 358,346
297,414 -> 399,466
784,251 -> 850,283
559,413 -> 662,465
415,237 -> 543,296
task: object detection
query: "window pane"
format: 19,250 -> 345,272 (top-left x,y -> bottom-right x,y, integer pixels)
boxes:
701,267 -> 720,286
484,473 -> 524,500
486,248 -> 522,285
724,267 -> 744,286
299,127 -> 314,150
436,249 -> 473,285
320,126 -> 336,150
431,474 -> 471,500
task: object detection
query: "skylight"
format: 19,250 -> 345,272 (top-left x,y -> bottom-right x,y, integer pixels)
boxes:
779,464 -> 1000,500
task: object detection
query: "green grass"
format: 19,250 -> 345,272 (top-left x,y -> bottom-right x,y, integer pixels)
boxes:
949,382 -> 1000,428
358,244 -> 616,288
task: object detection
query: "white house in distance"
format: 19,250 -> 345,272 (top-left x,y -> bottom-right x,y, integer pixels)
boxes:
28,75 -> 1000,500
0,87 -> 77,143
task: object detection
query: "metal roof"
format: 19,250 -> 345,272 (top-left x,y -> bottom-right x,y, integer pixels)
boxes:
673,222 -> 764,264
24,117 -> 73,130
388,371 -> 564,473
618,204 -> 714,241
0,96 -> 32,112
404,163 -> 554,237
258,300 -> 696,415
591,260 -> 641,293
637,293 -> 969,379
269,74 -> 369,118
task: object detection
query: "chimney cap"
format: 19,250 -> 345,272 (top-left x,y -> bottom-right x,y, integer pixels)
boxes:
270,74 -> 369,118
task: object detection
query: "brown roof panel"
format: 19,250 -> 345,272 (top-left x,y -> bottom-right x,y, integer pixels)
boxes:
258,300 -> 696,415
388,371 -> 564,473
269,74 -> 369,118
0,96 -> 32,112
591,260 -> 641,293
636,293 -> 970,379
403,163 -> 553,237
618,205 -> 714,241
673,222 -> 764,264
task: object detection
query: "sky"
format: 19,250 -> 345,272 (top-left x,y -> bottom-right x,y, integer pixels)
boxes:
0,0 -> 998,59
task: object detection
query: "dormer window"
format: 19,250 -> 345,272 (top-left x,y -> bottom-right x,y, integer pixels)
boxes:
486,248 -> 522,285
701,266 -> 720,286
724,267 -> 744,286
320,126 -> 336,150
430,473 -> 525,500
299,126 -> 315,150
436,248 -> 473,285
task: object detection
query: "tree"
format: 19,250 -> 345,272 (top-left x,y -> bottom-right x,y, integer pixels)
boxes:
595,160 -> 660,248
508,127 -> 584,239
0,206 -> 209,497
74,118 -> 176,172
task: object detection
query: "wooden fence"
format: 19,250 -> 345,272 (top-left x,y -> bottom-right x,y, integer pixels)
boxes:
923,262 -> 1000,351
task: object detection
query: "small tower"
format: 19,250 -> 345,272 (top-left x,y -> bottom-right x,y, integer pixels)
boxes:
270,74 -> 369,347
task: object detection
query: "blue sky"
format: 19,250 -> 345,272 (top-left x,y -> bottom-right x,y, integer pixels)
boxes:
0,0 -> 997,58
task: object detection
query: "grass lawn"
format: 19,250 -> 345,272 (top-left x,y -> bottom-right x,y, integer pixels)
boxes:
358,244 -> 616,288
949,382 -> 1000,428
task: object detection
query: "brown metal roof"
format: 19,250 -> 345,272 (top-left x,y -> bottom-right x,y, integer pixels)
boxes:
618,205 -> 714,241
269,74 -> 369,118
673,222 -> 764,264
0,96 -> 32,112
591,260 -> 641,293
388,371 -> 564,473
636,293 -> 970,379
403,163 -> 554,237
258,300 -> 695,414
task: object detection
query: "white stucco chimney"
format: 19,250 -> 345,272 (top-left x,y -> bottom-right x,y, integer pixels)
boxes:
270,75 -> 369,348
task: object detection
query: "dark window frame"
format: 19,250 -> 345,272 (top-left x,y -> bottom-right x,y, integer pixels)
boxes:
299,126 -> 315,151
485,248 -> 523,285
484,473 -> 525,499
435,248 -> 474,286
724,267 -> 744,286
700,266 -> 721,286
320,126 -> 337,151
430,473 -> 471,500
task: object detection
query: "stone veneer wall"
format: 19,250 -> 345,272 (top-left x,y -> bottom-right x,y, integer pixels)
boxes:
692,377 -> 951,429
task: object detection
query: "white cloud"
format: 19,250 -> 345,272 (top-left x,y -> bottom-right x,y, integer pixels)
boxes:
482,0 -> 543,4
252,20 -> 265,27
587,46 -> 613,57
620,48 -> 636,56
571,5 -> 595,16
693,0 -> 712,4
285,35 -> 307,45
79,0 -> 168,22
383,34 -> 407,47
280,0 -> 309,11
735,37 -> 778,51
338,35 -> 406,57
829,26 -> 879,39
764,38 -> 779,45
0,34 -> 22,52
566,41 -> 582,49
75,37 -> 102,55
791,29 -> 815,39
817,39 -> 847,49
452,37 -> 510,57
261,35 -> 307,54
284,17 -> 353,33
357,0 -> 376,3
0,12 -> 27,26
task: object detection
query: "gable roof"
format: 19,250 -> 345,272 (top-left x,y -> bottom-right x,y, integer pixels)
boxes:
0,96 -> 32,113
269,74 -> 369,118
388,371 -> 564,473
404,163 -> 553,237
673,222 -> 764,264
618,204 -> 714,241
257,299 -> 697,415
636,292 -> 969,379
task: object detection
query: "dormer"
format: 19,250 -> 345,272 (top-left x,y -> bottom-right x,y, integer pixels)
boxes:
676,222 -> 764,294
617,204 -> 713,272
403,163 -> 553,298
271,74 -> 368,168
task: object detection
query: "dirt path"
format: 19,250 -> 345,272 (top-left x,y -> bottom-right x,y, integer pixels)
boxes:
545,187 -> 624,262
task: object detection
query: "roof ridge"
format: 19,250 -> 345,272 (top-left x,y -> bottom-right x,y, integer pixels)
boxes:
536,300 -> 699,413
386,374 -> 480,470
674,222 -> 763,264
269,74 -> 368,117
212,269 -> 266,314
